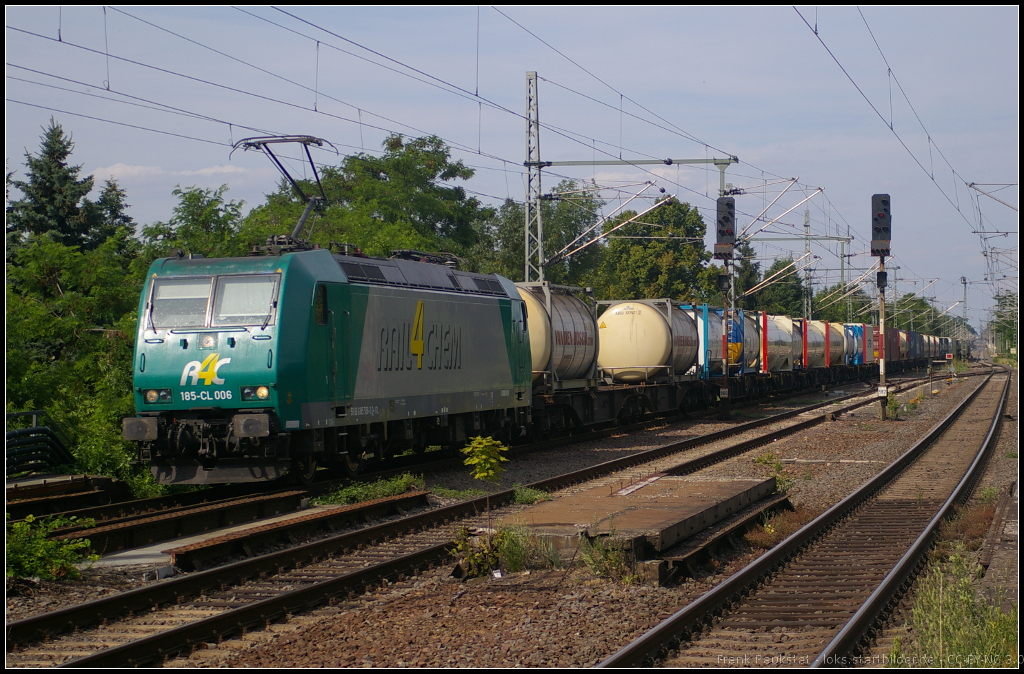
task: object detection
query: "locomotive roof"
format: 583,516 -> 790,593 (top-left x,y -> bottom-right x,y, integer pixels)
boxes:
147,250 -> 515,298
334,255 -> 512,297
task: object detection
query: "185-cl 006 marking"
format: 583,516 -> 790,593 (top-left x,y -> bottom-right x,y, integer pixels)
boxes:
180,389 -> 233,402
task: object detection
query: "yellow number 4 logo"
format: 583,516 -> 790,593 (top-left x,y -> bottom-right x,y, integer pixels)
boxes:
410,301 -> 424,369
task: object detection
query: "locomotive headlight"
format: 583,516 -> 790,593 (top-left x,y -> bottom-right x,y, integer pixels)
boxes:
200,334 -> 217,348
241,385 -> 272,401
143,389 -> 172,404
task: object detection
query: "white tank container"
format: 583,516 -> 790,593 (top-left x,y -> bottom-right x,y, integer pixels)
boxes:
597,301 -> 699,382
809,321 -> 845,367
806,321 -> 827,368
517,285 -> 597,383
766,315 -> 795,372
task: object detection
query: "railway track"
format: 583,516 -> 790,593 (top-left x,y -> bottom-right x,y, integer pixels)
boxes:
5,374 -> 951,668
598,366 -> 1008,668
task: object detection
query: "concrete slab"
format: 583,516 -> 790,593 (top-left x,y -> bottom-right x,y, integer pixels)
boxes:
502,476 -> 776,556
83,504 -> 329,571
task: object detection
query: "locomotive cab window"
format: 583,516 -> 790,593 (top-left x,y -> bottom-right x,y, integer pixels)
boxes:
314,285 -> 328,325
150,277 -> 212,328
213,274 -> 280,327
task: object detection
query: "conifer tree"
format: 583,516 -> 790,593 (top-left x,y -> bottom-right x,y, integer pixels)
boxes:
6,118 -> 134,250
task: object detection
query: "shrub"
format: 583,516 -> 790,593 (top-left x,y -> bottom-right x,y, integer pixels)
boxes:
312,473 -> 423,506
743,507 -> 817,549
6,514 -> 98,580
430,486 -> 486,500
579,534 -> 638,584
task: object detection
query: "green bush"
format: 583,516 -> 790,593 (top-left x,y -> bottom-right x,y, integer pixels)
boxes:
312,473 -> 424,506
497,525 -> 561,573
579,534 -> 638,584
450,525 -> 562,578
6,514 -> 98,580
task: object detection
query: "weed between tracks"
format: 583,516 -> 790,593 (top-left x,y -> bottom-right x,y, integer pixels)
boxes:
889,544 -> 1017,668
312,473 -> 425,505
451,526 -> 561,578
743,507 -> 817,549
929,491 -> 1000,563
754,452 -> 793,494
888,490 -> 1017,668
579,534 -> 639,584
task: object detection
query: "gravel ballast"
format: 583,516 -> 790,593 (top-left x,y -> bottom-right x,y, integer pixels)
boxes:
158,372 -> 997,668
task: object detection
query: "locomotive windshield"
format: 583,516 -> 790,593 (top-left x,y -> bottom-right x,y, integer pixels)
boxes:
149,274 -> 280,329
150,277 -> 212,328
213,275 -> 280,327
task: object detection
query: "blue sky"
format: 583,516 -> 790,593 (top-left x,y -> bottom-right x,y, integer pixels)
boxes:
6,6 -> 1018,329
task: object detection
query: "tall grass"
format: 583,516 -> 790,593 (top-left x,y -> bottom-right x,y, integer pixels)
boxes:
890,544 -> 1017,668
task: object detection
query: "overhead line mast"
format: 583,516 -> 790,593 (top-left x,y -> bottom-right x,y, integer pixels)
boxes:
523,71 -> 738,283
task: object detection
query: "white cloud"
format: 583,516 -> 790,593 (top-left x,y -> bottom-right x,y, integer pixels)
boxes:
92,163 -> 166,181
175,164 -> 256,177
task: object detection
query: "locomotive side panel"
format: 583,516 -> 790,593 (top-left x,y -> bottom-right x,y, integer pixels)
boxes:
345,285 -> 528,427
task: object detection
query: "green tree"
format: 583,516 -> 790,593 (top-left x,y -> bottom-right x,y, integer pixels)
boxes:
6,118 -> 132,251
6,121 -> 158,495
746,257 -> 808,316
733,241 -> 761,310
241,135 -> 492,259
812,282 -> 873,324
594,198 -> 712,302
141,185 -> 247,259
990,292 -> 1017,359
481,179 -> 604,285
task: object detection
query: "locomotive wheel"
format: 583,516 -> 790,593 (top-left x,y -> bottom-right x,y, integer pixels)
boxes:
292,456 -> 318,485
343,452 -> 363,477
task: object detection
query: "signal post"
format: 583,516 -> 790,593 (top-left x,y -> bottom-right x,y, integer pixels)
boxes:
715,197 -> 736,420
871,194 -> 891,420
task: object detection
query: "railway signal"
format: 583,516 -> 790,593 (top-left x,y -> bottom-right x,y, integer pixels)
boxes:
870,194 -> 891,257
714,196 -> 736,260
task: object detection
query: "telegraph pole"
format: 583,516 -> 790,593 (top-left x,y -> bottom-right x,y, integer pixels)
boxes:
870,194 -> 892,420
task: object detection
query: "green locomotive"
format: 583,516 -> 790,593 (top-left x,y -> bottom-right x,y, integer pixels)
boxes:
123,248 -> 532,484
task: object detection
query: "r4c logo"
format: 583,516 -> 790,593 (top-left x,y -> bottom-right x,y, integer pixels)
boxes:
181,353 -> 231,386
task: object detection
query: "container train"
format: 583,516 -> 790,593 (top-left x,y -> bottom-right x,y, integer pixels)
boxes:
122,246 -> 949,485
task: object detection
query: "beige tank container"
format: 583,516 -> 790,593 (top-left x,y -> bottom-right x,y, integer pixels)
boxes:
517,285 -> 597,383
597,301 -> 699,382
